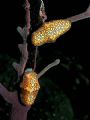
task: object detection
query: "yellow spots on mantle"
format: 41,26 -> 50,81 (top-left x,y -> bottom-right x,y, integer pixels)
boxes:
20,71 -> 40,106
32,19 -> 71,46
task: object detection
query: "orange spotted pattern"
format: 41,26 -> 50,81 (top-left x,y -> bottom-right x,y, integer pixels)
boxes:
20,71 -> 40,106
32,19 -> 71,46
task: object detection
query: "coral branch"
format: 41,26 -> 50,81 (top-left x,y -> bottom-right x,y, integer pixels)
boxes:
66,4 -> 90,22
39,0 -> 47,22
12,43 -> 28,77
0,83 -> 15,104
10,92 -> 30,120
33,46 -> 38,71
17,26 -> 28,42
25,0 -> 30,35
0,83 -> 30,120
1,0 -> 31,120
11,106 -> 30,120
38,59 -> 60,78
13,0 -> 31,77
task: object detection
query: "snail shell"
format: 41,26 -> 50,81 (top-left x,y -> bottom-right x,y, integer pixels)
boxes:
32,19 -> 71,46
20,71 -> 40,106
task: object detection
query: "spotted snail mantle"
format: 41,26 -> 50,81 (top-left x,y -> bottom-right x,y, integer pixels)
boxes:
20,70 -> 40,106
32,19 -> 71,46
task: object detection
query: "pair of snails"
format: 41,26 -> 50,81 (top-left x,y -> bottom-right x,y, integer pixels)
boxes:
20,19 -> 71,106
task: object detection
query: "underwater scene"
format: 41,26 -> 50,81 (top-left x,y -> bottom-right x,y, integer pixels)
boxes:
0,0 -> 90,120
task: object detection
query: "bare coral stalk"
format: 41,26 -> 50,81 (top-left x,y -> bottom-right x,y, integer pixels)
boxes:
0,0 -> 31,119
0,0 -> 45,120
33,0 -> 47,71
10,91 -> 30,120
39,0 -> 47,22
38,59 -> 60,78
33,46 -> 38,71
0,83 -> 15,104
66,4 -> 90,22
12,0 -> 31,77
0,83 -> 30,120
25,0 -> 31,35
12,41 -> 28,77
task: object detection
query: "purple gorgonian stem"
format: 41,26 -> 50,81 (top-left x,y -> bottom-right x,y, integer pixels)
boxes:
0,83 -> 30,120
67,4 -> 90,22
25,0 -> 30,35
38,59 -> 60,79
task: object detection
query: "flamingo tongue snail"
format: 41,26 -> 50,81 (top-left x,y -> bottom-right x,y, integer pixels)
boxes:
32,19 -> 71,46
20,70 -> 40,106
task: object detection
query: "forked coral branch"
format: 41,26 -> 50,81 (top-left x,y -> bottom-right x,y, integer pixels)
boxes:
12,41 -> 28,77
12,0 -> 31,77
